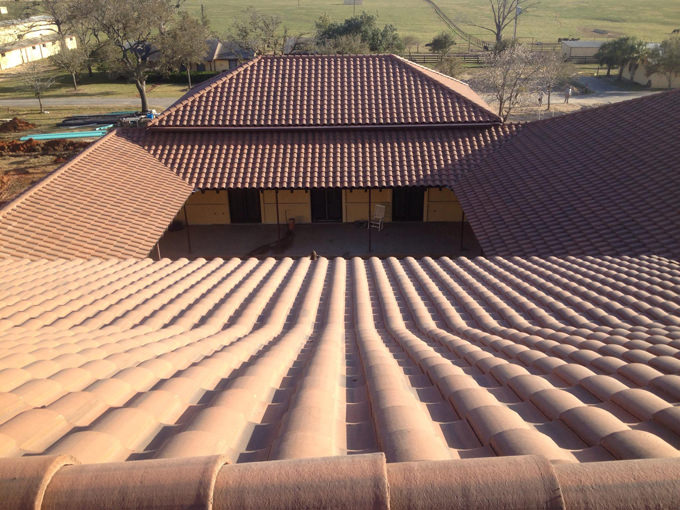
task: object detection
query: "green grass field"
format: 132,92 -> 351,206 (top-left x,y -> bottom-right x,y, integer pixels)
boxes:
183,0 -> 679,48
0,69 -> 186,101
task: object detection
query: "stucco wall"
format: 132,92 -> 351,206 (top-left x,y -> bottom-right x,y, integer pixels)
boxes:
261,190 -> 311,224
621,63 -> 680,89
424,188 -> 463,222
343,189 -> 393,222
183,190 -> 230,225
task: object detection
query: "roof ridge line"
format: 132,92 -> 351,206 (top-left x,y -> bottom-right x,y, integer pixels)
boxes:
149,55 -> 264,126
390,54 -> 501,122
0,130 -> 120,222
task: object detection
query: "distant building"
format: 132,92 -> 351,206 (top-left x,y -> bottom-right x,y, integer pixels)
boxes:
560,40 -> 604,61
194,38 -> 254,72
0,15 -> 77,70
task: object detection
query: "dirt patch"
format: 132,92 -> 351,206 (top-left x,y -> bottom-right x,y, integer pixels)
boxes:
0,138 -> 91,203
0,138 -> 90,155
0,117 -> 37,133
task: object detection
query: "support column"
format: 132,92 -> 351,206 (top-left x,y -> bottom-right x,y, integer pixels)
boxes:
184,204 -> 193,254
459,211 -> 465,252
368,188 -> 372,253
275,189 -> 280,241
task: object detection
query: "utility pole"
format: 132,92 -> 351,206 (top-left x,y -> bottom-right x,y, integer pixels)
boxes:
513,1 -> 521,40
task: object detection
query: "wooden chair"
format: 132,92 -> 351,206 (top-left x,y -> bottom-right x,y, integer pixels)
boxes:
369,204 -> 385,231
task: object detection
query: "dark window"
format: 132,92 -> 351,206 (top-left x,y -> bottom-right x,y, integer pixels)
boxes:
311,189 -> 342,222
392,187 -> 425,221
228,189 -> 261,223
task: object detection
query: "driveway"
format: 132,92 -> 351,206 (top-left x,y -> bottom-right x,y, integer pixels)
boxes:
569,76 -> 662,106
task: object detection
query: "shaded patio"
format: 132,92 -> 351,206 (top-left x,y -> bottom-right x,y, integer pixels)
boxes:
156,222 -> 482,259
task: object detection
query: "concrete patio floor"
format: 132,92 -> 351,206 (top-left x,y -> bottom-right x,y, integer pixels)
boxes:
157,222 -> 482,259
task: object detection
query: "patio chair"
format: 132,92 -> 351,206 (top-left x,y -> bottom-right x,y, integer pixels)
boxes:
369,204 -> 385,231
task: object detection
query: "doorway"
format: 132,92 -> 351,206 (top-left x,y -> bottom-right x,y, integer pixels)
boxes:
392,187 -> 424,221
311,189 -> 343,222
228,189 -> 261,223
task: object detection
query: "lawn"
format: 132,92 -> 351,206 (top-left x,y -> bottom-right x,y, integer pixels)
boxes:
183,0 -> 679,47
0,67 -> 187,102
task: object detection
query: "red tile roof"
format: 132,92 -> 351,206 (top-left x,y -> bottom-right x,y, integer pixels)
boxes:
137,125 -> 518,189
4,453 -> 680,509
0,130 -> 193,259
453,90 -> 680,259
151,54 -> 500,128
0,255 -> 678,469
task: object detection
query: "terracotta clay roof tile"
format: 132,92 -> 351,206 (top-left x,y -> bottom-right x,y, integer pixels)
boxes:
0,130 -> 193,259
152,55 -> 500,128
454,89 -> 680,259
137,125 -> 517,189
0,255 -> 678,471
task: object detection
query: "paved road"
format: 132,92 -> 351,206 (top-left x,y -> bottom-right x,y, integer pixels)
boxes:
0,96 -> 177,109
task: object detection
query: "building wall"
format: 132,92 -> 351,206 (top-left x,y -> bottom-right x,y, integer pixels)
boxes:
0,36 -> 77,70
424,187 -> 463,221
343,189 -> 392,222
561,43 -> 602,59
261,190 -> 311,224
179,190 -> 230,225
621,63 -> 680,89
0,18 -> 56,45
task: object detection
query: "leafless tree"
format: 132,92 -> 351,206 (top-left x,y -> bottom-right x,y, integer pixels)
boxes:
50,47 -> 88,90
472,44 -> 542,121
18,62 -> 56,113
474,0 -> 535,46
535,51 -> 573,109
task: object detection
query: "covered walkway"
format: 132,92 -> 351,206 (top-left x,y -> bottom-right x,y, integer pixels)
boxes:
156,221 -> 481,259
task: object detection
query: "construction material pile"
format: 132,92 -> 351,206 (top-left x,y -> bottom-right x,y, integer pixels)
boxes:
0,117 -> 37,133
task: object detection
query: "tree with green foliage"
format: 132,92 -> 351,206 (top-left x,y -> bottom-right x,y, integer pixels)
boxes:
314,12 -> 404,54
90,0 -> 182,111
225,8 -> 285,55
426,32 -> 455,58
595,37 -> 647,80
647,37 -> 680,88
159,11 -> 210,88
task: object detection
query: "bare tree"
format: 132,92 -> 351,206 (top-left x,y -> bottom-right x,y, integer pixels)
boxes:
434,57 -> 464,78
536,51 -> 573,109
159,11 -> 210,88
472,44 -> 542,121
475,0 -> 535,46
18,62 -> 56,113
50,47 -> 88,90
